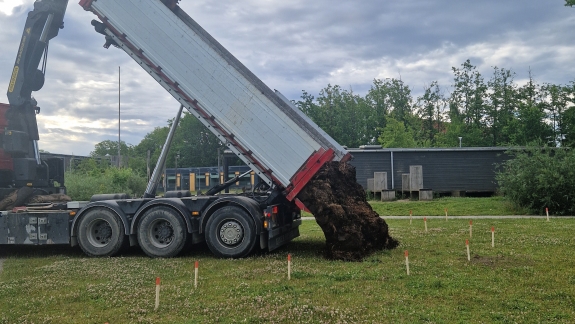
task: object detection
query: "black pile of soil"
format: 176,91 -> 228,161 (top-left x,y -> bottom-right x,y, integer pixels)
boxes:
297,161 -> 399,261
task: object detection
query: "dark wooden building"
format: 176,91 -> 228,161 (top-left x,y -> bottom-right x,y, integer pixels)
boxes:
348,147 -> 511,194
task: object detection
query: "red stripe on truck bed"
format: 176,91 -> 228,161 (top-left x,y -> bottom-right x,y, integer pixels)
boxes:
285,148 -> 335,201
78,0 -> 94,10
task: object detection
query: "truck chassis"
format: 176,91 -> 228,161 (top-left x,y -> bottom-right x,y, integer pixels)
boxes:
1,192 -> 301,258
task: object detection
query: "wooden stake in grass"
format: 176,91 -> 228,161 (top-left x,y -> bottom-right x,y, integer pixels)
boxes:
194,261 -> 199,288
154,277 -> 161,311
409,210 -> 412,225
469,220 -> 473,238
491,227 -> 495,248
287,254 -> 292,280
445,208 -> 448,221
404,250 -> 410,275
424,217 -> 427,232
546,207 -> 550,222
466,240 -> 470,261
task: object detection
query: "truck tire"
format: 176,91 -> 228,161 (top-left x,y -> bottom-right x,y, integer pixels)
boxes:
137,206 -> 187,258
205,206 -> 257,258
77,208 -> 125,257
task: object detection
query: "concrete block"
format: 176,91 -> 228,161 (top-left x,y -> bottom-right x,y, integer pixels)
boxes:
381,190 -> 396,201
419,188 -> 433,201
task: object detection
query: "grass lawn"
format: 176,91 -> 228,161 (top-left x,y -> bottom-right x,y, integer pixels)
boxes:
1,215 -> 574,323
369,196 -> 531,216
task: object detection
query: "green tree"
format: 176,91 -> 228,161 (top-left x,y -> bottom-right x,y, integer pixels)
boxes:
434,120 -> 463,147
487,67 -> 517,146
91,140 -> 145,172
505,72 -> 552,146
378,116 -> 416,148
542,83 -> 570,146
566,0 -> 575,6
386,78 -> 414,125
417,81 -> 445,145
449,60 -> 490,146
562,106 -> 575,147
365,78 -> 415,145
172,111 -> 224,168
298,85 -> 369,147
91,140 -> 133,157
133,126 -> 169,176
365,79 -> 390,144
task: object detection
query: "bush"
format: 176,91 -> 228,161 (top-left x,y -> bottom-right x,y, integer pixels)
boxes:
497,147 -> 575,215
65,166 -> 147,201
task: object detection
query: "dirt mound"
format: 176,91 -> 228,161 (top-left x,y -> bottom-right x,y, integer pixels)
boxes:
297,161 -> 398,261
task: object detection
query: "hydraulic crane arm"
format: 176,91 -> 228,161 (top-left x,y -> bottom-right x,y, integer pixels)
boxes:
1,0 -> 68,190
5,0 -> 68,159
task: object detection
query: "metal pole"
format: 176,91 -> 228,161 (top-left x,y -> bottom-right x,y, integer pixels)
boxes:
144,105 -> 184,198
147,150 -> 151,181
390,151 -> 394,189
118,66 -> 121,167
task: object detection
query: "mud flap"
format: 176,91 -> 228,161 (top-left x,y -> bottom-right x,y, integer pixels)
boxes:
267,219 -> 301,252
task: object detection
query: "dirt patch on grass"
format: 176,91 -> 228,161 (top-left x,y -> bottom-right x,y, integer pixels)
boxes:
297,161 -> 398,261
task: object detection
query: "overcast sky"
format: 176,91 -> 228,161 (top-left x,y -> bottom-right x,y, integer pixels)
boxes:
0,0 -> 574,156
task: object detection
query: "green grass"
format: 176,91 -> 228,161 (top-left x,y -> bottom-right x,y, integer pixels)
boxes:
369,196 -> 531,216
1,218 -> 574,323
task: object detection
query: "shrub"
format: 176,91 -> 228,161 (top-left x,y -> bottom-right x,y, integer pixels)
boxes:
497,147 -> 575,215
65,166 -> 147,201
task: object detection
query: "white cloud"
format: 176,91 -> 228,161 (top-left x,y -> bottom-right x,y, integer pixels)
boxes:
0,0 -> 25,16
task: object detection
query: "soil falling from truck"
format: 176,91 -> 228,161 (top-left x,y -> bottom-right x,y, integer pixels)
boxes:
297,161 -> 399,261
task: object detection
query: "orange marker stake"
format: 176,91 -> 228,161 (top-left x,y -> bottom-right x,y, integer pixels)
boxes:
155,277 -> 161,310
409,210 -> 412,225
287,254 -> 292,280
546,208 -> 550,222
445,208 -> 448,221
405,250 -> 410,275
466,240 -> 470,261
424,217 -> 427,232
469,220 -> 473,238
491,227 -> 495,248
194,261 -> 199,288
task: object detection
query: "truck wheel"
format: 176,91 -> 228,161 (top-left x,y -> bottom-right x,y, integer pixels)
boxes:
77,208 -> 125,257
205,206 -> 257,258
137,206 -> 187,258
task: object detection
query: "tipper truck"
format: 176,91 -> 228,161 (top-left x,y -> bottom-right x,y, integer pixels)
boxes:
0,0 -> 350,258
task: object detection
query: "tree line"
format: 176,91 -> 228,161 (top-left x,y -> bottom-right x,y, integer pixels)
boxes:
297,59 -> 575,149
87,59 -> 575,177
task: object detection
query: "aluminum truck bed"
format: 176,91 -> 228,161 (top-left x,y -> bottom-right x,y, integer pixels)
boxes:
79,0 -> 349,200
